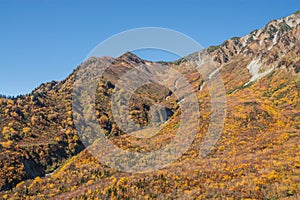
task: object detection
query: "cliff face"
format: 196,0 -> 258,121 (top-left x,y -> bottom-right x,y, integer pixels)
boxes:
0,11 -> 299,199
208,12 -> 300,66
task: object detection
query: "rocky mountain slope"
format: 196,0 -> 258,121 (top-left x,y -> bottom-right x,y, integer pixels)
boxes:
0,11 -> 299,199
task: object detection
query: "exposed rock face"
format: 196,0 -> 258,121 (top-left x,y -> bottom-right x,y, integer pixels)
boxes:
202,13 -> 299,78
22,159 -> 45,179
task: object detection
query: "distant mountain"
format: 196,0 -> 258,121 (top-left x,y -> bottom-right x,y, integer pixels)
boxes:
0,11 -> 299,199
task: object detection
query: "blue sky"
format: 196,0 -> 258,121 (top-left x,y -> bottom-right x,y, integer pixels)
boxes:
1,0 -> 299,96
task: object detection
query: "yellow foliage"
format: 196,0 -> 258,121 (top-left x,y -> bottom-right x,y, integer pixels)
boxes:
279,133 -> 290,141
1,140 -> 13,148
218,145 -> 225,151
73,134 -> 79,141
67,111 -> 73,117
86,179 -> 94,185
1,127 -> 10,135
118,177 -> 128,186
22,127 -> 31,134
33,176 -> 42,183
7,99 -> 13,105
87,189 -> 92,195
67,118 -> 73,126
16,181 -> 24,188
30,116 -> 36,124
65,129 -> 72,135
9,128 -> 16,134
265,170 -> 280,182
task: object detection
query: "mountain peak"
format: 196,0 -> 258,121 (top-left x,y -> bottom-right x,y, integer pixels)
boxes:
116,51 -> 144,64
118,51 -> 137,58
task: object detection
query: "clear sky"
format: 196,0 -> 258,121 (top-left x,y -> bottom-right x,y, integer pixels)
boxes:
1,0 -> 299,96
